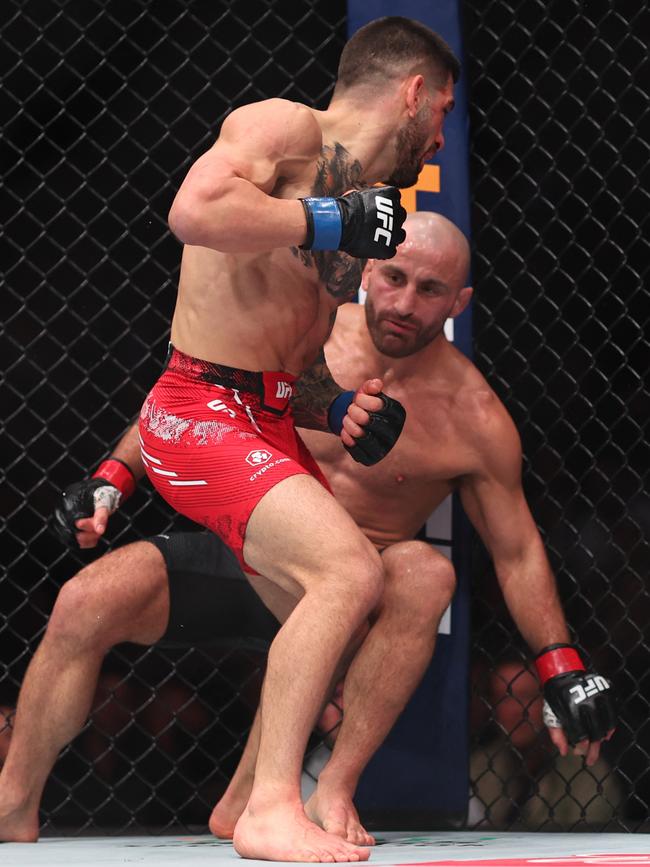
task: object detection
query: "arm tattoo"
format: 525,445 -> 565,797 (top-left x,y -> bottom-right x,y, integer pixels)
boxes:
292,142 -> 366,302
291,346 -> 344,432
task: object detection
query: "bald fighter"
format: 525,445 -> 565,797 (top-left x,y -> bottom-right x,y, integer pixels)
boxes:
0,213 -> 615,847
209,211 -> 617,841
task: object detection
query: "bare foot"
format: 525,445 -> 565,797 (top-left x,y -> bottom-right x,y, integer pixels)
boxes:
305,786 -> 375,847
209,789 -> 248,839
0,799 -> 39,843
233,800 -> 370,862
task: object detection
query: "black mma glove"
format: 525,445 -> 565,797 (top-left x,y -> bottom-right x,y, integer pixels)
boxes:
535,643 -> 617,747
328,390 -> 406,467
53,458 -> 136,545
300,187 -> 407,259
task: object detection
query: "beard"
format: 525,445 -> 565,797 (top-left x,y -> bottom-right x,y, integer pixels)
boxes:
386,110 -> 431,189
365,296 -> 443,358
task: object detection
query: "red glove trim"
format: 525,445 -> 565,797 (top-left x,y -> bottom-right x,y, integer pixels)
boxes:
93,459 -> 136,501
535,644 -> 585,685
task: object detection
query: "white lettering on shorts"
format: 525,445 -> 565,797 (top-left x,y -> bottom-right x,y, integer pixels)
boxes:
276,381 -> 293,399
249,457 -> 290,482
207,398 -> 236,418
373,195 -> 394,246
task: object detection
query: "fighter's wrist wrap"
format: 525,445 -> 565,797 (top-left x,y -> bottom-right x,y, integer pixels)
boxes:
535,643 -> 585,685
53,457 -> 137,546
535,642 -> 616,746
299,187 -> 406,259
327,391 -> 355,436
300,198 -> 342,251
93,458 -> 136,502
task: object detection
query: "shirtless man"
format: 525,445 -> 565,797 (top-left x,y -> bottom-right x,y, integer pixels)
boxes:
0,214 -> 615,847
208,210 -> 617,840
137,16 -> 460,861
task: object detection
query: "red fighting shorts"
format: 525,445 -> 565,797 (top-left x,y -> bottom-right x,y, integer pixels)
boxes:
139,346 -> 332,572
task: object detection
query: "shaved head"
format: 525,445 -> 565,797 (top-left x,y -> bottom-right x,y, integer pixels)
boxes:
398,211 -> 470,290
363,212 -> 472,358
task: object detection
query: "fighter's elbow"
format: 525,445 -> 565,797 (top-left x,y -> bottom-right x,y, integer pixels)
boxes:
168,194 -> 203,245
168,183 -> 237,249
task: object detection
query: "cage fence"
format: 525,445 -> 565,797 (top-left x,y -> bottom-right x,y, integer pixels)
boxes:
1,0 -> 649,835
465,0 -> 649,832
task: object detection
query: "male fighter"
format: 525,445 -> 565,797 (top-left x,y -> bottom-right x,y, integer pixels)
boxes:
206,211 -> 617,841
137,15 -> 459,862
0,213 -> 615,846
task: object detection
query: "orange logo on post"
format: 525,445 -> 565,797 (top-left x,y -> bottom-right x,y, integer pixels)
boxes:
400,165 -> 441,213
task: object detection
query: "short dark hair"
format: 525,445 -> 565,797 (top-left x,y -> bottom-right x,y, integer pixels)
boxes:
336,16 -> 460,94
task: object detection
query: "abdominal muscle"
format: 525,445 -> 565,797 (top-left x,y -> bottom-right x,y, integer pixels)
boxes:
329,475 -> 451,549
301,429 -> 456,549
169,244 -> 334,374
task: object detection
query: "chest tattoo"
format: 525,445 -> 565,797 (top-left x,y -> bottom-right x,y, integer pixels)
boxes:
291,142 -> 366,302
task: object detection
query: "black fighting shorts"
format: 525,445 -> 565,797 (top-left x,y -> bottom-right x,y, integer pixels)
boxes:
147,531 -> 280,649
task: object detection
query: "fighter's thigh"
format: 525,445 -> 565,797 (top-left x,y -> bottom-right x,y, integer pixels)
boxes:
379,540 -> 456,614
53,541 -> 170,647
243,474 -> 382,599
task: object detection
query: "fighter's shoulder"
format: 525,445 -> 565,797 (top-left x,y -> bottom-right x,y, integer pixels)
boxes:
220,99 -> 322,158
328,303 -> 365,345
450,361 -> 522,465
334,301 -> 364,329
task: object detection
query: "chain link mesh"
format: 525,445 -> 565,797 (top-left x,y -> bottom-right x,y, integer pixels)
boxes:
465,0 -> 649,833
1,0 -> 346,834
1,0 -> 648,836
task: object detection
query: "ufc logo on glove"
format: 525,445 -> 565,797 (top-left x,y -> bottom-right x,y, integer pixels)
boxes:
373,195 -> 394,246
300,186 -> 406,259
570,675 -> 611,704
535,644 -> 616,745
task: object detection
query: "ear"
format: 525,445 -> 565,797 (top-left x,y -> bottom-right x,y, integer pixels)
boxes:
450,285 -> 473,318
361,258 -> 374,292
404,74 -> 425,118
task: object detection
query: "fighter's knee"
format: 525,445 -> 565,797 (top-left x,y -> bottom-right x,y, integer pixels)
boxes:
50,542 -> 169,648
351,547 -> 385,612
328,544 -> 384,616
419,553 -> 456,608
381,541 -> 456,625
47,571 -> 114,651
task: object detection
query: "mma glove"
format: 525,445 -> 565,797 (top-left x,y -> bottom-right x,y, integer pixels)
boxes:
53,458 -> 136,546
300,187 -> 407,259
328,390 -> 406,467
535,643 -> 617,746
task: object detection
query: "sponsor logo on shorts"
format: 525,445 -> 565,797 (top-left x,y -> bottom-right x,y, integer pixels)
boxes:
276,381 -> 293,400
374,195 -> 394,246
249,457 -> 290,482
207,398 -> 236,418
246,449 -> 273,466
